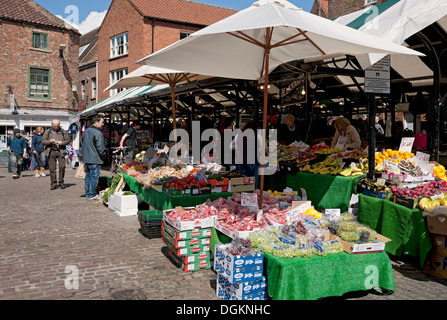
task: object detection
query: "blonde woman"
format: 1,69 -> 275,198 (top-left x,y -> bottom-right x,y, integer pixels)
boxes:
278,114 -> 300,144
31,127 -> 46,177
331,117 -> 361,151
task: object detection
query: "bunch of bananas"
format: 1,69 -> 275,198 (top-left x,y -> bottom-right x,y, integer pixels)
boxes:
419,196 -> 447,211
339,167 -> 365,177
314,147 -> 341,155
300,157 -> 342,175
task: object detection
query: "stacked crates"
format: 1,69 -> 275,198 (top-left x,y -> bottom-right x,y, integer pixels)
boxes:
138,210 -> 163,239
214,243 -> 267,300
162,219 -> 213,272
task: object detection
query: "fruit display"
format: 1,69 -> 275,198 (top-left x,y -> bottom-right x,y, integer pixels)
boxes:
300,156 -> 366,177
418,197 -> 447,211
398,159 -> 426,177
375,149 -> 415,164
308,144 -> 331,153
434,164 -> 447,181
136,166 -> 191,189
390,180 -> 447,199
314,147 -> 341,155
122,160 -> 148,171
327,215 -> 377,244
165,175 -> 209,190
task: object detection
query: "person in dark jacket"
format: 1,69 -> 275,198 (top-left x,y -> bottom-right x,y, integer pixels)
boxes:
31,127 -> 46,178
81,116 -> 106,200
7,128 -> 27,179
42,120 -> 71,190
278,114 -> 300,145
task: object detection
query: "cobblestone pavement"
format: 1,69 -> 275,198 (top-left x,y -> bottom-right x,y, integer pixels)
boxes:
0,166 -> 447,301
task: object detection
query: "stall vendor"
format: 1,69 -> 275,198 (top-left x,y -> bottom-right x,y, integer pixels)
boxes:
331,117 -> 361,151
278,114 -> 300,145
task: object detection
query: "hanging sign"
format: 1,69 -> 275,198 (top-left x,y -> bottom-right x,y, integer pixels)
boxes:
365,55 -> 391,94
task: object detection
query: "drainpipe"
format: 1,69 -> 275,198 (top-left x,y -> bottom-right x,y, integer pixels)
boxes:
152,19 -> 155,53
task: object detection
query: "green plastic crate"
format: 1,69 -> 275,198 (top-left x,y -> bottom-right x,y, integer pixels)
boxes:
138,210 -> 163,221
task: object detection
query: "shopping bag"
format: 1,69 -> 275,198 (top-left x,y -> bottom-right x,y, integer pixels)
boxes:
395,94 -> 409,112
75,162 -> 86,179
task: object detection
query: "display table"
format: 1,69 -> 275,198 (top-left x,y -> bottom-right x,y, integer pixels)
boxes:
120,173 -> 233,211
357,194 -> 432,267
285,172 -> 364,212
210,228 -> 395,300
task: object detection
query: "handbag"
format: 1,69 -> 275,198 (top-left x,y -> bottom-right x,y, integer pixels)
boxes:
75,162 -> 86,179
395,94 -> 410,112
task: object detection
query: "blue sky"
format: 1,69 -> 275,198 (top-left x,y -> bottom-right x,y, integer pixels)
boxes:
34,0 -> 315,33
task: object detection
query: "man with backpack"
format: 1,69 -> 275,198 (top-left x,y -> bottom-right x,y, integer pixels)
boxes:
7,128 -> 27,179
42,119 -> 71,190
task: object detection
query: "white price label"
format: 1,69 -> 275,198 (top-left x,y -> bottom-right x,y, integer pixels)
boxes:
335,136 -> 347,151
325,209 -> 341,222
241,193 -> 258,207
399,137 -> 415,153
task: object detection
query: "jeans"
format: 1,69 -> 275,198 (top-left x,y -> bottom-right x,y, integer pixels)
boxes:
9,152 -> 23,176
85,164 -> 101,198
33,151 -> 46,170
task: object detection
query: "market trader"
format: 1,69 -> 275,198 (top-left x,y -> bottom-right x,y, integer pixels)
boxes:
42,119 -> 71,190
330,117 -> 361,151
119,121 -> 140,163
82,116 -> 106,201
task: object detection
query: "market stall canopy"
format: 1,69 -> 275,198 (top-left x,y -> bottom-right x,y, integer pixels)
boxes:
136,0 -> 423,208
79,84 -> 169,117
137,0 -> 423,79
332,0 -> 447,90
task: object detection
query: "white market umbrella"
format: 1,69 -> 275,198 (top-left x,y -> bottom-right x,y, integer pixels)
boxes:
105,65 -> 212,133
136,0 -> 423,207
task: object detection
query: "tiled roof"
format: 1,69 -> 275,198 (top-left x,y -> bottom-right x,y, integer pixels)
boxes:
0,0 -> 67,29
129,0 -> 238,26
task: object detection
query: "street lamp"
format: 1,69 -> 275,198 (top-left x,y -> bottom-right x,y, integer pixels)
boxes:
59,44 -> 67,58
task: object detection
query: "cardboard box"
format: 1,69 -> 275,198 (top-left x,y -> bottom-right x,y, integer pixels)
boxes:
217,272 -> 266,297
423,252 -> 447,280
426,213 -> 447,236
394,195 -> 419,210
208,178 -> 230,187
161,220 -> 212,241
163,207 -> 215,231
166,248 -> 211,271
214,243 -> 264,284
216,282 -> 266,300
329,233 -> 391,254
211,185 -> 229,193
162,230 -> 211,249
190,184 -> 212,196
182,260 -> 211,272
162,185 -> 192,197
431,235 -> 447,256
163,237 -> 210,257
381,172 -> 435,183
214,220 -> 262,240
230,177 -> 255,192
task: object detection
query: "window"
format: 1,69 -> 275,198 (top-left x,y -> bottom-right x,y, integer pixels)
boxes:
28,67 -> 50,99
365,0 -> 377,5
109,68 -> 128,96
110,32 -> 128,58
81,80 -> 86,99
91,77 -> 97,100
32,32 -> 49,49
180,31 -> 192,40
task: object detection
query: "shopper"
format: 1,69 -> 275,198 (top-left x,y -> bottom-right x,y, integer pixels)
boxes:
42,119 -> 71,190
119,121 -> 140,163
7,128 -> 27,179
82,116 -> 106,200
31,127 -> 46,178
330,117 -> 361,151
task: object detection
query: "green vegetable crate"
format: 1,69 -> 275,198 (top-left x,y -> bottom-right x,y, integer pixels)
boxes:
138,210 -> 163,239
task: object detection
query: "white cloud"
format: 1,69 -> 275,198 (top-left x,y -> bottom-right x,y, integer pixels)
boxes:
77,10 -> 107,34
57,10 -> 107,34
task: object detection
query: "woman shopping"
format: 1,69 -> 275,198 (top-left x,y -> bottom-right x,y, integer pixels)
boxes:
32,127 -> 46,177
330,117 -> 361,151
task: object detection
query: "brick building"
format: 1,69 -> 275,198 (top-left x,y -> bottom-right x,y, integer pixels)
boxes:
78,28 -> 99,111
0,0 -> 80,154
96,0 -> 237,102
311,0 -> 389,20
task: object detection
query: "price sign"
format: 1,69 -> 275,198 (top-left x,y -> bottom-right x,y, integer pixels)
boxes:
383,159 -> 399,174
195,169 -> 207,182
241,193 -> 258,207
335,136 -> 347,151
300,188 -> 308,201
283,187 -> 293,194
399,137 -> 415,153
325,209 -> 341,222
416,151 -> 430,165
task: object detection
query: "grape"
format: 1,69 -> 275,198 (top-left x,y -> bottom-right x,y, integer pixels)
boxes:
338,231 -> 360,242
325,241 -> 343,254
328,222 -> 340,234
339,213 -> 355,222
339,221 -> 358,232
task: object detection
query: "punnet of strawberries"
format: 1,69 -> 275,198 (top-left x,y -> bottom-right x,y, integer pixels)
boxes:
165,175 -> 208,190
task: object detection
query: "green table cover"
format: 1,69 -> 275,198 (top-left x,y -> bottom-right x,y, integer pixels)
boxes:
357,194 -> 432,267
121,173 -> 234,211
210,228 -> 395,300
285,172 -> 364,212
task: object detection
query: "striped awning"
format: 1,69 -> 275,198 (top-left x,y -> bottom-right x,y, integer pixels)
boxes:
332,0 -> 447,91
79,84 -> 169,117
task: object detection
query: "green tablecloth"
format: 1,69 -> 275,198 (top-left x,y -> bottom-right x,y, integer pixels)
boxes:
121,173 -> 234,211
210,228 -> 395,300
285,172 -> 364,212
357,194 -> 432,267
